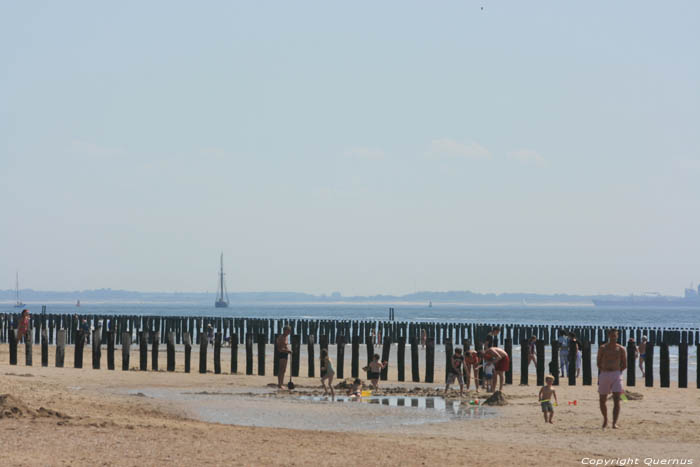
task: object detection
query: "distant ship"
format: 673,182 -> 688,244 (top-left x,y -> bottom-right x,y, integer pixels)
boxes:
593,285 -> 700,308
13,272 -> 24,308
215,253 -> 229,308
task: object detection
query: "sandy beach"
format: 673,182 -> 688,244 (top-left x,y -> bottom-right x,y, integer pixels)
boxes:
1,344 -> 699,466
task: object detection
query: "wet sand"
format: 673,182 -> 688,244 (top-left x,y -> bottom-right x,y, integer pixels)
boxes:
1,344 -> 699,466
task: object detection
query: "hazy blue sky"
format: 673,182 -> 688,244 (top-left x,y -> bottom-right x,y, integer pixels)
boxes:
1,1 -> 699,296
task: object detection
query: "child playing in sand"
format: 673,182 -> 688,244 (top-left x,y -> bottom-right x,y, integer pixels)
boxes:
363,354 -> 387,389
320,349 -> 335,399
445,347 -> 465,397
347,378 -> 362,397
538,375 -> 558,424
483,360 -> 495,392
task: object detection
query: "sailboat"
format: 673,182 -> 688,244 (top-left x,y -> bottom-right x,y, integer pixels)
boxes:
215,253 -> 229,308
76,299 -> 81,307
14,272 -> 25,308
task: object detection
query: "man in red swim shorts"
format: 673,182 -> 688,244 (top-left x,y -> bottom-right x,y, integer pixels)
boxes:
484,346 -> 509,391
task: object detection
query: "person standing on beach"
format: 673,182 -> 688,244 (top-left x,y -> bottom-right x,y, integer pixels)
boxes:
421,329 -> 427,349
638,336 -> 647,377
538,375 -> 558,424
483,346 -> 509,392
558,331 -> 569,378
485,328 -> 500,349
320,349 -> 335,400
464,349 -> 480,392
276,326 -> 292,389
569,332 -> 582,378
445,347 -> 465,397
17,309 -> 30,343
597,328 -> 627,429
527,336 -> 537,368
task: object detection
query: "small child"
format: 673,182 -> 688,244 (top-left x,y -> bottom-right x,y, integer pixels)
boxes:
483,360 -> 495,392
538,375 -> 558,424
363,354 -> 387,389
347,378 -> 362,397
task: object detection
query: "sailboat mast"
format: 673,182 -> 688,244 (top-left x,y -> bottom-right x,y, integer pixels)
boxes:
16,272 -> 19,302
219,253 -> 224,301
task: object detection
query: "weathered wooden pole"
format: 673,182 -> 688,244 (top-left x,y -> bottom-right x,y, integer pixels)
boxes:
520,342 -> 528,385
122,332 -> 131,371
336,334 -> 345,379
551,340 -> 560,386
582,341 -> 592,386
41,328 -> 48,367
25,328 -> 33,366
91,328 -> 100,369
184,332 -> 192,373
380,336 -> 391,380
425,338 -> 434,383
444,338 -> 453,383
9,329 -> 18,365
504,338 -> 513,385
678,343 -> 688,388
644,344 -> 654,387
151,331 -> 160,371
307,334 -> 315,377
244,334 -> 253,375
139,332 -> 148,371
411,336 -> 420,382
200,331 -> 209,374
107,330 -> 115,370
230,333 -> 238,374
568,339 -> 577,386
660,342 -> 670,388
397,337 -> 405,382
56,329 -> 66,368
626,339 -> 636,387
74,330 -> 84,368
167,331 -> 175,372
527,339 -> 545,386
255,334 -> 264,376
351,334 -> 359,378
291,334 -> 301,377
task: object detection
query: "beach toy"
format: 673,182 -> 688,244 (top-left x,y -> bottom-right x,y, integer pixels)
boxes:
468,399 -> 479,405
620,393 -> 628,402
361,390 -> 372,397
567,400 -> 577,406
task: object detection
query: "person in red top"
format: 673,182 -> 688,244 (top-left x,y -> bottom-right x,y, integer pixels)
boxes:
17,309 -> 30,343
463,349 -> 481,392
483,346 -> 509,391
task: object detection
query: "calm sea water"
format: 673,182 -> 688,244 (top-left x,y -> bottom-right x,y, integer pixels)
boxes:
2,302 -> 698,328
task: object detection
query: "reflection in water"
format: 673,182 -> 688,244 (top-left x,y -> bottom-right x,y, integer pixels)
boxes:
298,395 -> 495,419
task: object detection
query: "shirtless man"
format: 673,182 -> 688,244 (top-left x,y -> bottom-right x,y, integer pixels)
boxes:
597,328 -> 627,429
276,326 -> 292,389
483,346 -> 509,391
638,336 -> 647,377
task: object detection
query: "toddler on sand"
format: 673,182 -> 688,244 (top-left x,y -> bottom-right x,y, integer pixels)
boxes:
538,375 -> 558,424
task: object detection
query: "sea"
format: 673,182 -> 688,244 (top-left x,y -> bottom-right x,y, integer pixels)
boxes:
2,302 -> 698,328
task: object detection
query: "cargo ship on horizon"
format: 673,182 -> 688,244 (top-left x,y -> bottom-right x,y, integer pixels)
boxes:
592,284 -> 700,307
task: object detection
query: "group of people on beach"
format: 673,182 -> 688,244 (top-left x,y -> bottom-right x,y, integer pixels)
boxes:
443,327 -> 510,396
276,323 -> 630,430
538,328 -> 628,428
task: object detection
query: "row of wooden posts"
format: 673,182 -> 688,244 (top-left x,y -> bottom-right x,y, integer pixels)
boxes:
4,325 -> 699,389
1,312 -> 698,349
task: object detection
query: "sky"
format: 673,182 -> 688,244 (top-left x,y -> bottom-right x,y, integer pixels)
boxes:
1,1 -> 699,296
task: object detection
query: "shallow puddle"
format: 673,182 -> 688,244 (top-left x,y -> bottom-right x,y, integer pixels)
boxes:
122,388 -> 496,432
299,395 -> 494,419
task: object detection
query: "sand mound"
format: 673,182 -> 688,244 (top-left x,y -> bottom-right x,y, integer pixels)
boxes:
624,390 -> 643,400
0,394 -> 69,420
484,391 -> 507,406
